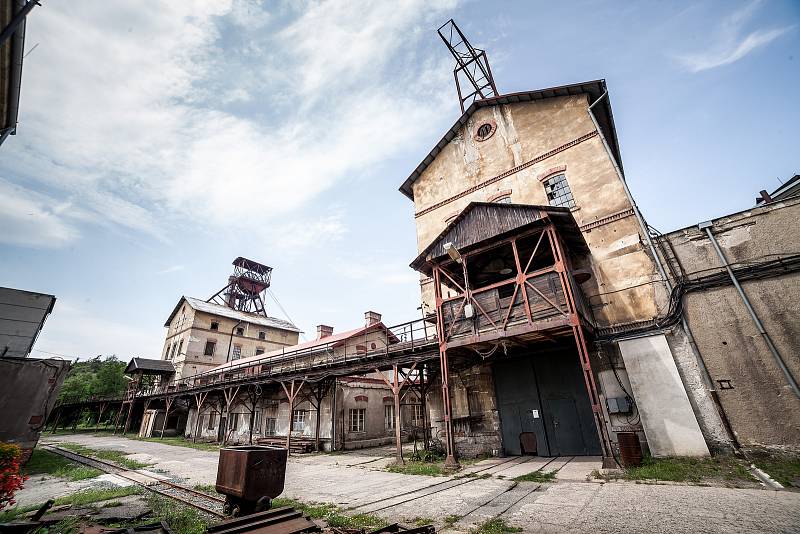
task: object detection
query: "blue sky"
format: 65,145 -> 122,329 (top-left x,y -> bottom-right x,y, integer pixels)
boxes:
1,0 -> 797,361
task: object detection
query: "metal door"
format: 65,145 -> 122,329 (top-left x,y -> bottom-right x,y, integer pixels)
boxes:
548,398 -> 587,456
493,358 -> 549,456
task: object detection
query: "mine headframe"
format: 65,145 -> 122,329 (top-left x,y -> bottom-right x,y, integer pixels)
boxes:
438,19 -> 499,113
207,257 -> 273,316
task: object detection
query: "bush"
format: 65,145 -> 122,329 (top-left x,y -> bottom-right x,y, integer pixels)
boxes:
0,443 -> 28,510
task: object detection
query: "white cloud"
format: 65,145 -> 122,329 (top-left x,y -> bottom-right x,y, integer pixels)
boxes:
0,180 -> 83,248
32,299 -> 163,361
676,1 -> 792,72
1,0 -> 459,249
157,265 -> 185,275
332,257 -> 419,287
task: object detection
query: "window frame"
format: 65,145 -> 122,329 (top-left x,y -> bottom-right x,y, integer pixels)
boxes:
203,340 -> 216,357
542,173 -> 576,209
349,408 -> 366,433
384,404 -> 395,431
231,344 -> 242,360
292,410 -> 308,432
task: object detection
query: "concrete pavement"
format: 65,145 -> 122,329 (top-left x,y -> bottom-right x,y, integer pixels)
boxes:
25,434 -> 799,533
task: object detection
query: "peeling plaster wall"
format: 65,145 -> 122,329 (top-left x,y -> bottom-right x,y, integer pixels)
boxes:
660,197 -> 800,451
412,95 -> 663,328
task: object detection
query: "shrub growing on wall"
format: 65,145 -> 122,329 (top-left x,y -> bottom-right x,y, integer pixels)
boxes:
0,443 -> 27,510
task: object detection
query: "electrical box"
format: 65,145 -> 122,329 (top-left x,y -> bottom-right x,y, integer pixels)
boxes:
606,396 -> 632,414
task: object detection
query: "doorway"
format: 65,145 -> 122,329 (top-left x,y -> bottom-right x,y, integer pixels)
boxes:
493,349 -> 600,456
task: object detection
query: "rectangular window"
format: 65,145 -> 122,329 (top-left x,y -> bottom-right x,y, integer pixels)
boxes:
204,340 -> 216,356
349,409 -> 366,433
253,409 -> 262,433
255,348 -> 265,356
264,418 -> 277,436
412,404 -> 424,426
232,344 -> 242,360
543,174 -> 576,209
258,331 -> 266,340
384,405 -> 395,430
229,413 -> 239,431
292,410 -> 307,431
210,321 -> 219,331
235,327 -> 244,336
207,412 -> 216,430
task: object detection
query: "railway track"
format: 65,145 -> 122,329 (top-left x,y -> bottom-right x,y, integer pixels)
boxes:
43,445 -> 226,518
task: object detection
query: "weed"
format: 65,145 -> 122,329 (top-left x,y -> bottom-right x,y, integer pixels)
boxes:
386,461 -> 445,476
271,498 -> 387,529
751,454 -> 800,488
24,449 -> 101,481
192,484 -> 218,495
57,486 -> 141,507
57,443 -> 149,470
513,470 -> 557,483
444,514 -> 461,527
147,494 -> 211,534
412,517 -> 434,526
623,456 -> 755,484
101,501 -> 122,508
472,518 -> 523,534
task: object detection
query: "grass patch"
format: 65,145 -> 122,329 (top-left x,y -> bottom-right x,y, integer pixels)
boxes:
513,470 -> 557,483
58,442 -> 149,470
271,498 -> 387,529
412,517 -> 434,526
147,494 -> 211,534
623,456 -> 755,484
472,518 -> 523,534
444,514 -> 461,527
1,485 -> 144,521
751,454 -> 800,488
24,449 -> 101,481
193,484 -> 219,495
133,436 -> 221,452
386,461 -> 446,477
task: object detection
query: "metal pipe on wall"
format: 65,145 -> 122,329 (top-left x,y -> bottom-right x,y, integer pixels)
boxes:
699,221 -> 800,399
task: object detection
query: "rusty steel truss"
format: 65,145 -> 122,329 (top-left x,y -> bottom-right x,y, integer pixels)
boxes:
438,19 -> 499,113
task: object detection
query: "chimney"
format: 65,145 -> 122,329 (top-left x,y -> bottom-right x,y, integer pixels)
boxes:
365,311 -> 382,327
316,325 -> 334,339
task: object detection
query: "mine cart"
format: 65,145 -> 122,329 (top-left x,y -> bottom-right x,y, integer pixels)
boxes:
216,445 -> 288,516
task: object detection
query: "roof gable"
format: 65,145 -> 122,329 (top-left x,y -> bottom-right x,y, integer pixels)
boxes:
399,79 -> 621,200
411,202 -> 587,271
163,296 -> 300,332
125,358 -> 175,374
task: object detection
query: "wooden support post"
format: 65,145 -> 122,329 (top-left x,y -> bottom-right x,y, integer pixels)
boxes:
96,403 -> 107,432
138,399 -> 152,437
309,381 -> 330,452
279,379 -> 304,456
50,407 -> 62,434
160,396 -> 174,439
376,362 -> 418,465
221,387 -> 241,445
433,266 -> 458,468
113,404 -> 123,434
192,392 -> 208,443
122,401 -> 134,435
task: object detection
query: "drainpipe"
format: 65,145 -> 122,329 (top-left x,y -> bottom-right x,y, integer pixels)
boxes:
699,221 -> 800,399
226,320 -> 243,362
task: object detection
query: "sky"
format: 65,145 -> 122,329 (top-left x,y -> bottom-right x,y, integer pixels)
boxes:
1,0 -> 798,362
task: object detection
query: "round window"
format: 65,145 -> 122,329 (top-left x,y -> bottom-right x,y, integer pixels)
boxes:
474,121 -> 496,141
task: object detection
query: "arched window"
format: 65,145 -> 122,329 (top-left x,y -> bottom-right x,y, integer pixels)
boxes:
543,174 -> 576,209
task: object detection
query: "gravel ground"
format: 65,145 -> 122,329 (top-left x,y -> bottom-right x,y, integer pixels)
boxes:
19,433 -> 799,533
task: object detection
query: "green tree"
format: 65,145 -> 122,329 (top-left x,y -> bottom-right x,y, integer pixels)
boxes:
58,356 -> 127,401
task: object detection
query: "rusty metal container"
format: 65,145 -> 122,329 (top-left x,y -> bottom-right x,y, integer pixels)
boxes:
216,446 -> 288,505
617,432 -> 643,467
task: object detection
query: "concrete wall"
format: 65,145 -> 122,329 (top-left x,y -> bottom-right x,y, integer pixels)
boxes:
660,197 -> 800,451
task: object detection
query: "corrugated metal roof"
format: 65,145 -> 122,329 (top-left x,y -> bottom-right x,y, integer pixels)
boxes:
0,287 -> 56,358
164,296 -> 301,332
398,80 -> 621,200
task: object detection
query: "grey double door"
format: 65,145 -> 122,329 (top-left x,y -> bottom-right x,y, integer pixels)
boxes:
493,352 -> 600,456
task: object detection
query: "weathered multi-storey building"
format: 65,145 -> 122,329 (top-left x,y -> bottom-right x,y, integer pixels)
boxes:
162,296 -> 301,379
401,79 -> 732,465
